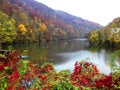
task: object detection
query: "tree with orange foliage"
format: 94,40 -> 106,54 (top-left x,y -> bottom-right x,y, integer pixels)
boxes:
18,23 -> 27,35
39,23 -> 46,31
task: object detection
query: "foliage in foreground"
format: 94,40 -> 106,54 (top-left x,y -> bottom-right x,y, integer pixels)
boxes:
0,51 -> 120,90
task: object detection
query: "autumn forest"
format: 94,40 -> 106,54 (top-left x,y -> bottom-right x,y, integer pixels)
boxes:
0,0 -> 103,45
0,0 -> 120,90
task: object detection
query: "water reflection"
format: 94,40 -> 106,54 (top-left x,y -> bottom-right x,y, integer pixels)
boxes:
14,39 -> 89,63
13,39 -> 118,75
55,49 -> 111,75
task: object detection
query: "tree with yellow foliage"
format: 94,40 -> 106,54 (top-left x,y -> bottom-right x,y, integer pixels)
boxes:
18,23 -> 27,35
38,22 -> 47,42
16,23 -> 28,43
89,30 -> 103,47
0,10 -> 17,45
39,23 -> 46,31
103,17 -> 120,48
107,31 -> 120,48
28,28 -> 36,42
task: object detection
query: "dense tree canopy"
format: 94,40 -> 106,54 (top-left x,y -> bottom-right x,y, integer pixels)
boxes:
89,17 -> 120,48
0,10 -> 17,45
0,0 -> 103,44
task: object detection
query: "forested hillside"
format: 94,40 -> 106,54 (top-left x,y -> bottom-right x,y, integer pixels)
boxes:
89,17 -> 120,48
0,0 -> 103,44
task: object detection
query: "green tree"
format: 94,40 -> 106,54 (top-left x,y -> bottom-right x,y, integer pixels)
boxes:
89,30 -> 103,47
0,10 -> 17,45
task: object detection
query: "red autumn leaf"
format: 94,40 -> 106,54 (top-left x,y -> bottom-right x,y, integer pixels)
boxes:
19,84 -> 24,90
9,70 -> 20,83
0,64 -> 5,71
7,84 -> 14,90
38,74 -> 47,81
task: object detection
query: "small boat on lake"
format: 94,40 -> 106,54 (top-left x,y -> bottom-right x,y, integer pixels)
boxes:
21,55 -> 29,59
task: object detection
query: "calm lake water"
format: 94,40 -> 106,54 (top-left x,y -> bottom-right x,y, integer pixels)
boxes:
13,39 -> 119,75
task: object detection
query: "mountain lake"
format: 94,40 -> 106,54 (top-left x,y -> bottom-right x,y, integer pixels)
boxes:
12,39 -> 120,75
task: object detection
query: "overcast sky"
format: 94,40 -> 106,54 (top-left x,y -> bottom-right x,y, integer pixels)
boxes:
36,0 -> 120,26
